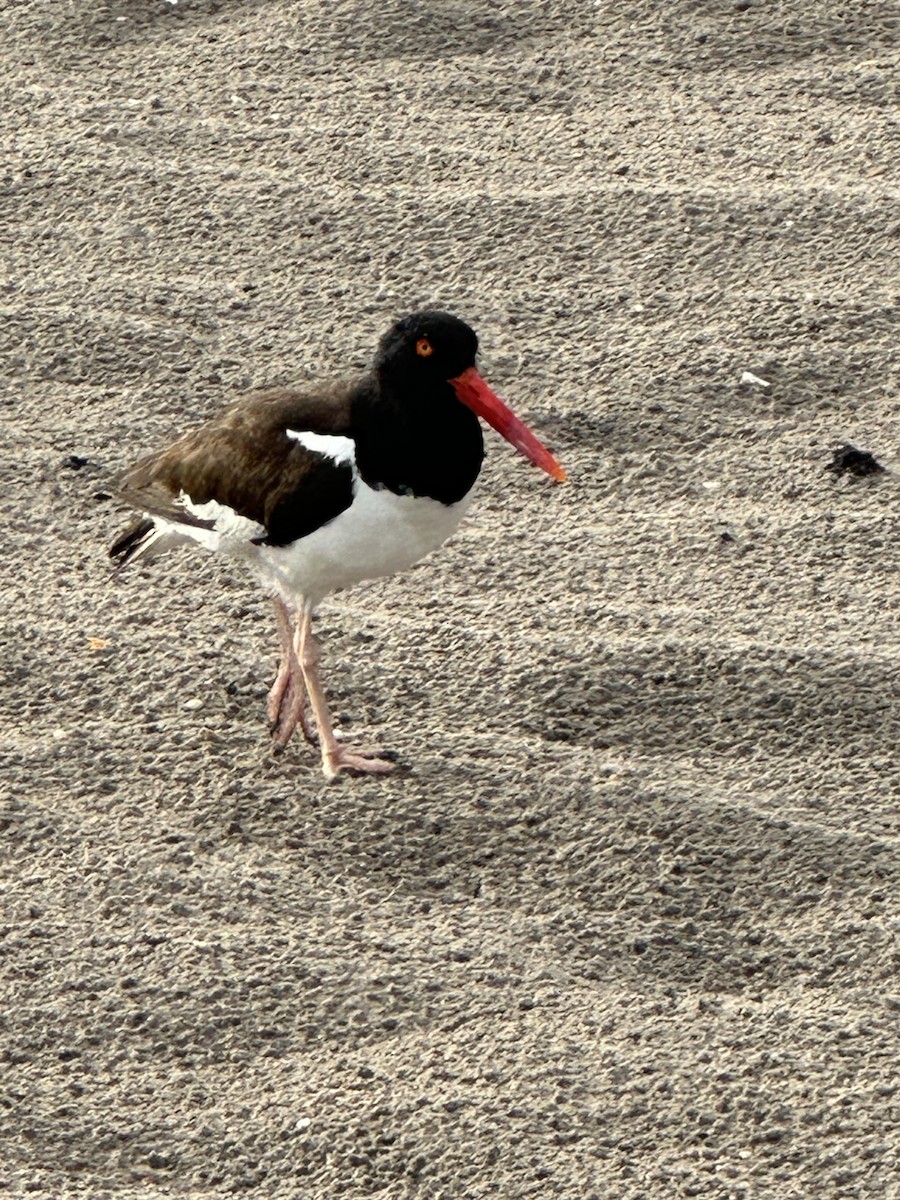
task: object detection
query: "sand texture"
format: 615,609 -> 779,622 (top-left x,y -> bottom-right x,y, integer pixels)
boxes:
2,1 -> 899,1196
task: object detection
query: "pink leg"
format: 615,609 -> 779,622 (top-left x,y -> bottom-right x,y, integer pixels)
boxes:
268,596 -> 316,748
267,596 -> 295,722
295,601 -> 395,780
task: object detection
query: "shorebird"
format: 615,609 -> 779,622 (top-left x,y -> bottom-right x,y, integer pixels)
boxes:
110,311 -> 566,778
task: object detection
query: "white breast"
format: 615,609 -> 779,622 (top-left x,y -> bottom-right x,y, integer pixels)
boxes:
259,472 -> 473,604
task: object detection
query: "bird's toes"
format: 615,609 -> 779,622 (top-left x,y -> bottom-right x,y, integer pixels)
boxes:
323,748 -> 397,779
298,714 -> 319,747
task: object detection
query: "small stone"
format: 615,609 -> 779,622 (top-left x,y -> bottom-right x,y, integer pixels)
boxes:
825,444 -> 886,478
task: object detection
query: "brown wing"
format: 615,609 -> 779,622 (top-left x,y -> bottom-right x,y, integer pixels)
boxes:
114,383 -> 359,547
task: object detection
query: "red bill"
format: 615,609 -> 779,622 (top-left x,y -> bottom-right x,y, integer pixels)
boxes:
450,367 -> 567,482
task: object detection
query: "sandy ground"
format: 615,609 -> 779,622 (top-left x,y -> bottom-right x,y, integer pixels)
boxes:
2,1 -> 899,1196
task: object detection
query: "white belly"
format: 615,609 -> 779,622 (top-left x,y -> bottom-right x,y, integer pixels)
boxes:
259,478 -> 473,604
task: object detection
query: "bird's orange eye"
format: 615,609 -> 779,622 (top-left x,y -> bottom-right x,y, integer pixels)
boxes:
416,337 -> 434,358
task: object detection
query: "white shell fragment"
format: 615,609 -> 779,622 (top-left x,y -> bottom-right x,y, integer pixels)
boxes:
740,370 -> 771,389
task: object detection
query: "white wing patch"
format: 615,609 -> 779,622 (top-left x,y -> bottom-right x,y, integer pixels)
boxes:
178,493 -> 265,541
287,429 -> 356,467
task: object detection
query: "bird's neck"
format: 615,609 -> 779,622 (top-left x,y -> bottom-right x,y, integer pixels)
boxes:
351,374 -> 484,505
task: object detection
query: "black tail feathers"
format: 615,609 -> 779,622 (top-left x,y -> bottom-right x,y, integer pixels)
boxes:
109,517 -> 156,570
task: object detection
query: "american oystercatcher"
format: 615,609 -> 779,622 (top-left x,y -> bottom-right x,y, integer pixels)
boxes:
110,312 -> 566,778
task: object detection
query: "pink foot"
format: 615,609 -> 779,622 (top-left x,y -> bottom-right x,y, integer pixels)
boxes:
322,744 -> 397,780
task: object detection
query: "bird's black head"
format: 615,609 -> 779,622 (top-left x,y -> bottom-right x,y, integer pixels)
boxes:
375,311 -> 479,385
358,308 -> 566,495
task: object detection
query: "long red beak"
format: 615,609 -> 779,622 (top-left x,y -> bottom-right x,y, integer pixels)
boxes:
449,367 -> 567,482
